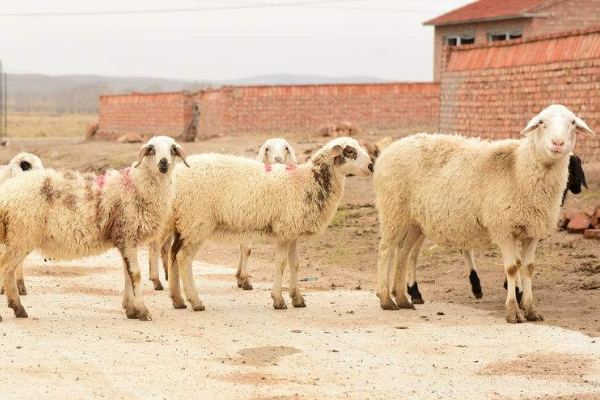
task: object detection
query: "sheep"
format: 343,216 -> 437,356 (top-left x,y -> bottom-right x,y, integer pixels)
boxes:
374,105 -> 595,323
147,137 -> 298,291
165,137 -> 373,311
0,153 -> 45,296
0,136 -> 189,322
402,153 -> 589,305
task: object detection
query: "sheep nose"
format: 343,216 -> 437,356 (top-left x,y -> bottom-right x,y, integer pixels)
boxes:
368,163 -> 374,173
552,138 -> 565,148
274,156 -> 284,164
159,158 -> 168,165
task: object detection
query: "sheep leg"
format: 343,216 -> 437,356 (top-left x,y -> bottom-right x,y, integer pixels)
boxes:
402,233 -> 425,304
391,226 -> 420,309
271,241 -> 290,310
161,235 -> 172,281
168,232 -> 186,309
122,267 -> 134,312
377,227 -> 408,310
496,238 -> 525,324
0,262 -> 24,295
119,247 -> 152,321
462,249 -> 483,299
16,263 -> 27,295
288,240 -> 305,308
0,249 -> 30,320
236,243 -> 253,290
176,240 -> 204,311
520,238 -> 543,321
148,240 -> 164,291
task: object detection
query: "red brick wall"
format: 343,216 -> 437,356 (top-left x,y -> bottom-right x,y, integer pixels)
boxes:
440,27 -> 600,161
97,92 -> 194,141
194,83 -> 440,136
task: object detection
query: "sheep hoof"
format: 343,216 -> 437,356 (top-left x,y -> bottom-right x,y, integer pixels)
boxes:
506,308 -> 526,324
473,290 -> 483,299
192,304 -> 205,312
242,281 -> 253,291
152,280 -> 164,291
13,305 -> 28,318
524,309 -> 544,322
411,297 -> 425,305
137,308 -> 152,321
380,298 -> 399,311
292,297 -> 306,308
171,297 -> 187,309
17,284 -> 28,296
395,297 -> 415,310
126,308 -> 138,319
273,301 -> 288,310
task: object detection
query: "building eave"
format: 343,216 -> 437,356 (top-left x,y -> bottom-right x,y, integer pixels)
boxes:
423,13 -> 549,27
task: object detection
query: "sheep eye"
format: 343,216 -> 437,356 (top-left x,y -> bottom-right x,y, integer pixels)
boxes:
285,147 -> 289,152
20,161 -> 32,171
265,148 -> 269,153
571,120 -> 576,125
538,120 -> 544,126
147,145 -> 156,156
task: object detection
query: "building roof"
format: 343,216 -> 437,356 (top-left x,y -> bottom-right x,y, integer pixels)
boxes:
423,0 -> 552,26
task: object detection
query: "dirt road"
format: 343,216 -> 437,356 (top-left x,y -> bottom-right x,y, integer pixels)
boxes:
1,250 -> 599,400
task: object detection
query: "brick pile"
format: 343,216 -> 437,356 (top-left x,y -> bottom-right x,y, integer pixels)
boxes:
562,207 -> 600,239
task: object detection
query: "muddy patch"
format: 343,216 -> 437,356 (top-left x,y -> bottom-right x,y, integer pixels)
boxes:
28,265 -> 111,278
217,346 -> 302,367
479,353 -> 593,383
59,284 -> 120,297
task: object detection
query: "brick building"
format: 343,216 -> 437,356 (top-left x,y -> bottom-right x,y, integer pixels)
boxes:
425,0 -> 600,81
439,26 -> 600,161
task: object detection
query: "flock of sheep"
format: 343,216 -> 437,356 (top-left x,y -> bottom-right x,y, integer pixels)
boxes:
0,104 -> 594,324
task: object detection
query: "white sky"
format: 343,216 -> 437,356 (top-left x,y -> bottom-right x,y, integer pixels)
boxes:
0,0 -> 474,82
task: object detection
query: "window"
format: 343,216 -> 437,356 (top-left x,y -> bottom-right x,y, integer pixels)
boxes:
488,31 -> 522,42
444,34 -> 475,46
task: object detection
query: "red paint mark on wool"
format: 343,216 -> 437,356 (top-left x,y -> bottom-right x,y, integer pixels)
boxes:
286,164 -> 297,171
120,167 -> 134,189
264,165 -> 272,173
96,173 -> 106,188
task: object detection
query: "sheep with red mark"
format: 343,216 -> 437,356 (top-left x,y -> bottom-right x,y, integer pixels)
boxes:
164,137 -> 372,311
0,153 -> 45,296
0,136 -> 189,322
147,138 -> 298,291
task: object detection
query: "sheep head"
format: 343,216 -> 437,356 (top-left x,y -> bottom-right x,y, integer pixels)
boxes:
134,136 -> 190,174
8,152 -> 44,177
258,138 -> 297,165
313,137 -> 373,177
520,105 -> 595,162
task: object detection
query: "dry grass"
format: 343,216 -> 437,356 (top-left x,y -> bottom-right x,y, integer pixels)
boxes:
5,112 -> 96,138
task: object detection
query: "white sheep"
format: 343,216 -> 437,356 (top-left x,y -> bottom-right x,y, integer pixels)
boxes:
402,154 -> 588,305
147,138 -> 298,291
0,153 -> 45,296
374,105 -> 595,323
0,136 -> 189,322
165,137 -> 372,311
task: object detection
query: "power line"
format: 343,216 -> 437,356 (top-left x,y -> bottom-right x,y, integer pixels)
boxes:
0,0 -> 372,17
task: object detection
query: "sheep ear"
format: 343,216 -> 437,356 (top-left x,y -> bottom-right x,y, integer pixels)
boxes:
287,146 -> 298,164
173,145 -> 191,167
574,117 -> 596,137
520,117 -> 540,136
329,145 -> 343,157
134,144 -> 151,168
257,143 -> 268,163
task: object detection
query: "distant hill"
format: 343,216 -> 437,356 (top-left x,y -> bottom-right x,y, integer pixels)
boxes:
5,73 -> 390,113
